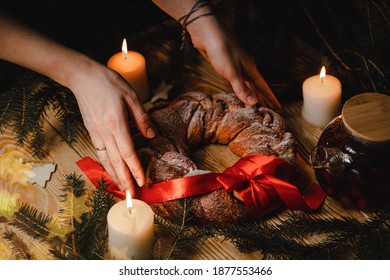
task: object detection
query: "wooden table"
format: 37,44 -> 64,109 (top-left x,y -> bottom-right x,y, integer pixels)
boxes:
0,27 -> 388,260
1,92 -> 385,260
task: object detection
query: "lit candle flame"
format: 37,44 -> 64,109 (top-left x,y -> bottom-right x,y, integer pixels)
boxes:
122,38 -> 128,58
320,66 -> 326,84
126,189 -> 132,214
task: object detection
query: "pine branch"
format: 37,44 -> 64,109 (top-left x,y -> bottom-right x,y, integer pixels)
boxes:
154,198 -> 208,260
153,204 -> 389,260
0,66 -> 83,157
0,88 -> 15,133
28,126 -> 46,158
25,80 -> 57,158
3,228 -> 35,260
9,202 -> 52,240
355,226 -> 390,259
71,177 -> 115,259
61,173 -> 87,198
48,240 -> 84,260
5,74 -> 52,154
50,81 -> 83,146
45,175 -> 114,259
11,88 -> 29,144
211,211 -> 390,259
58,173 -> 88,246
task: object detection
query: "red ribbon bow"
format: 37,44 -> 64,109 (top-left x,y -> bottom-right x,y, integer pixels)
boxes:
77,155 -> 326,219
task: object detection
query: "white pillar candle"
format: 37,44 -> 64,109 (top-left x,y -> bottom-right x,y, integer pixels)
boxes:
107,190 -> 154,260
107,38 -> 149,103
302,66 -> 342,128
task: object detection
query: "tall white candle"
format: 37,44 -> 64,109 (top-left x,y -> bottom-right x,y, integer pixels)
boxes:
302,66 -> 342,128
107,190 -> 154,260
107,38 -> 149,103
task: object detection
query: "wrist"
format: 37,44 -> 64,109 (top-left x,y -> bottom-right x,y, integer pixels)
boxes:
185,13 -> 219,47
56,53 -> 102,93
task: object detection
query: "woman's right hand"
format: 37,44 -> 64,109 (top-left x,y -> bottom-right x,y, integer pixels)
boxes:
0,11 -> 156,193
186,15 -> 281,109
67,60 -> 156,193
150,0 -> 281,109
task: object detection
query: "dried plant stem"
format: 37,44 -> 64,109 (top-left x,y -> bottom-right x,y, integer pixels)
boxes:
341,49 -> 386,78
299,0 -> 351,71
166,199 -> 189,260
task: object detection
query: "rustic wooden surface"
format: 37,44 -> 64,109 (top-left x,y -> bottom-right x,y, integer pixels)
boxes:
0,51 -> 378,260
1,95 -> 374,260
0,36 -> 379,260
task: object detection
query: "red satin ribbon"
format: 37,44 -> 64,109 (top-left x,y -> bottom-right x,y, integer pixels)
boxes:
76,155 -> 326,219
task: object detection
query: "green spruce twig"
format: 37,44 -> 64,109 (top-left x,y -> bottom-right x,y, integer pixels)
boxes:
209,211 -> 390,259
9,202 -> 52,240
50,81 -> 83,146
61,173 -> 87,198
3,228 -> 35,260
70,177 -> 115,259
0,67 -> 83,158
48,240 -> 84,260
154,198 -> 208,260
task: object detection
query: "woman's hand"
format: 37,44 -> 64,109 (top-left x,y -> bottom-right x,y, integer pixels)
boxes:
68,61 -> 156,193
151,0 -> 280,109
0,11 -> 155,194
187,15 -> 281,109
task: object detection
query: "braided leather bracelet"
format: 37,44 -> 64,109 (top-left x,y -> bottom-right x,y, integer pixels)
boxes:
178,0 -> 214,50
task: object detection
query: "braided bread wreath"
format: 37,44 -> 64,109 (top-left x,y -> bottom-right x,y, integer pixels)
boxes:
133,91 -> 297,225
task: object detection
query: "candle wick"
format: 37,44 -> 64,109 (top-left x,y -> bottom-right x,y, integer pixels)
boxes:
128,207 -> 132,215
321,77 -> 324,85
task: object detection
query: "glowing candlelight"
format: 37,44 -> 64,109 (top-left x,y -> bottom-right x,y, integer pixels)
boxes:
302,66 -> 342,128
320,66 -> 326,84
122,38 -> 128,57
126,189 -> 132,214
107,38 -> 149,103
107,190 -> 154,260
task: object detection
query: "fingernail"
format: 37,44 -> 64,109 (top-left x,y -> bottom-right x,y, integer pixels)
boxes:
146,127 -> 156,138
246,95 -> 257,105
135,177 -> 143,187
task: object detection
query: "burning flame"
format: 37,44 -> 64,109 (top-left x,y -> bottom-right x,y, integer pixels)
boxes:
122,38 -> 128,58
320,66 -> 326,79
126,189 -> 132,213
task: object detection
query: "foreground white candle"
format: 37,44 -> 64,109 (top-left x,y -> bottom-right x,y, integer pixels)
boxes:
107,190 -> 154,260
302,66 -> 342,128
107,38 -> 149,103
